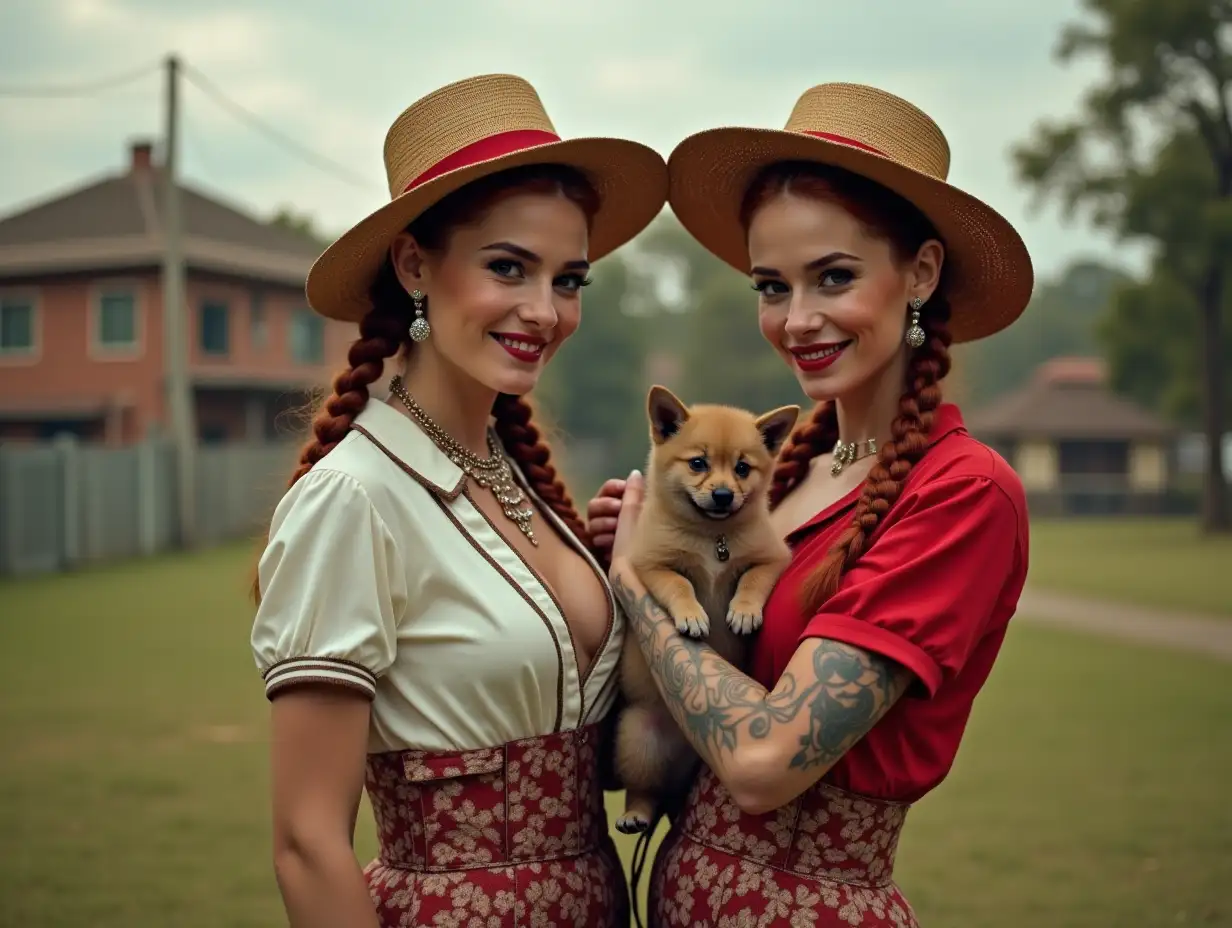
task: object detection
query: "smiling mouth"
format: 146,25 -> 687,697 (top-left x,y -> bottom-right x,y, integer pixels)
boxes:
491,333 -> 545,363
790,339 -> 853,372
797,343 -> 846,360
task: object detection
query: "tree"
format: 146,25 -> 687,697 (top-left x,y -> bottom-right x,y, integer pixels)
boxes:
1097,263 -> 1232,425
960,259 -> 1130,404
679,266 -> 807,416
269,206 -> 329,245
622,213 -> 729,358
536,253 -> 651,480
1013,0 -> 1232,531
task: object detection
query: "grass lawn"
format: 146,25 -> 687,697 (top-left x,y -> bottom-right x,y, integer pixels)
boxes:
1028,517 -> 1232,617
2,542 -> 1230,926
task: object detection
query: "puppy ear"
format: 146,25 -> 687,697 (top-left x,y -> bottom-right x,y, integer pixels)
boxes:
647,385 -> 690,444
754,405 -> 800,456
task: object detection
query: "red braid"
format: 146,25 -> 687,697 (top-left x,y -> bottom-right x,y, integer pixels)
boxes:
287,310 -> 405,483
492,393 -> 592,551
249,304 -> 405,603
768,401 -> 838,508
798,298 -> 953,612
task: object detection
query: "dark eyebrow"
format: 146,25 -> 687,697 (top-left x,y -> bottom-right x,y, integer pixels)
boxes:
750,251 -> 860,278
481,241 -> 590,271
481,241 -> 541,263
806,251 -> 860,270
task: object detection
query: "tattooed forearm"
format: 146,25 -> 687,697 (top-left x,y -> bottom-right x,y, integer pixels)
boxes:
611,573 -> 783,767
611,569 -> 910,789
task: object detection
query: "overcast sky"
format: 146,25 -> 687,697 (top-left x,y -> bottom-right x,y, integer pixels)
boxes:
0,0 -> 1140,282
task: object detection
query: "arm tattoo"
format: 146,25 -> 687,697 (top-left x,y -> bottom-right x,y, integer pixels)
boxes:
611,574 -> 778,766
790,641 -> 908,770
611,573 -> 908,777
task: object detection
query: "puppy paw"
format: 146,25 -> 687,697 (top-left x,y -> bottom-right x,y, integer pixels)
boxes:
616,812 -> 652,834
673,609 -> 710,639
726,600 -> 764,635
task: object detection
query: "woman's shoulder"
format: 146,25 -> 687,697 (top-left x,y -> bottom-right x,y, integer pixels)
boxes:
267,449 -> 444,559
910,403 -> 1027,518
292,398 -> 465,513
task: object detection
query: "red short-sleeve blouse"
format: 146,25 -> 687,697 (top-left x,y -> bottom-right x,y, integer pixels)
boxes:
751,404 -> 1029,803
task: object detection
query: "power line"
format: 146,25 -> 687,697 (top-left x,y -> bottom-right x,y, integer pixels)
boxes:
0,55 -> 379,194
0,61 -> 161,98
180,62 -> 378,192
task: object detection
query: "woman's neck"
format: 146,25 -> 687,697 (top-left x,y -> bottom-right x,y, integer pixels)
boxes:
394,350 -> 496,459
835,350 -> 909,448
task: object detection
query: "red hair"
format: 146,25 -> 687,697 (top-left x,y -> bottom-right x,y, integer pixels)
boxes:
252,163 -> 599,602
748,161 -> 954,614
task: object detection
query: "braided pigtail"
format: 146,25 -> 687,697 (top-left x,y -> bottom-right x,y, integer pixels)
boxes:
288,310 -> 405,484
491,393 -> 592,553
250,271 -> 408,604
798,296 -> 953,613
767,401 -> 839,509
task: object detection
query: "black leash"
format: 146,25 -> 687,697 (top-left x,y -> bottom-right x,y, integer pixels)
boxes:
628,810 -> 664,928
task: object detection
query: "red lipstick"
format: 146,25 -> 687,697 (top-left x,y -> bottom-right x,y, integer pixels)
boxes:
789,340 -> 851,373
491,332 -> 547,363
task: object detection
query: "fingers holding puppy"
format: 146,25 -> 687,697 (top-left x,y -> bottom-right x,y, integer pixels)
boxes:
586,477 -> 626,550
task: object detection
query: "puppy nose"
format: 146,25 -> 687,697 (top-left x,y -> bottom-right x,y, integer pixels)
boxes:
711,487 -> 734,509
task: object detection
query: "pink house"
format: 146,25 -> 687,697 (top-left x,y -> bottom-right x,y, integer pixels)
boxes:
0,140 -> 354,445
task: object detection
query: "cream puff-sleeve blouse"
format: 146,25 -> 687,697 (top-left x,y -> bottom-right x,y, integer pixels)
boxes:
249,397 -> 623,754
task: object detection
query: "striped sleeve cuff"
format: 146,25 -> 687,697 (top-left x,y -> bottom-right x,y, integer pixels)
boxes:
261,657 -> 378,701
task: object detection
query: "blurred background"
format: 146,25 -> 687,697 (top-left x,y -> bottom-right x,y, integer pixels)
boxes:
1,1 -> 1229,925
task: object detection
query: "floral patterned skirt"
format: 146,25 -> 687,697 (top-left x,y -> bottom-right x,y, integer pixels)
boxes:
363,724 -> 629,927
648,767 -> 918,927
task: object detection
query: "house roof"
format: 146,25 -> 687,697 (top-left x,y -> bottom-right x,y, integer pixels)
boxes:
0,141 -> 324,287
965,356 -> 1178,441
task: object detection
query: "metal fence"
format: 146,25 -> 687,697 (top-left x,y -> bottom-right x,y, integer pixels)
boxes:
0,436 -> 298,576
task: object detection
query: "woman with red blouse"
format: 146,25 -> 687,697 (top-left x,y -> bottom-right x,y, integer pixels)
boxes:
589,83 -> 1033,925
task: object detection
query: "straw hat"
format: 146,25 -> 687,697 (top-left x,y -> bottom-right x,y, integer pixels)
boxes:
306,74 -> 669,322
667,82 -> 1034,343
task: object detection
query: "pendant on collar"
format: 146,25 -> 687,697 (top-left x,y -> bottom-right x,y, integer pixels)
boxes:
715,534 -> 730,562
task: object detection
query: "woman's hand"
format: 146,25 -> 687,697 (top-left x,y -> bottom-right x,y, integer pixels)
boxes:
608,469 -> 645,569
586,477 -> 627,554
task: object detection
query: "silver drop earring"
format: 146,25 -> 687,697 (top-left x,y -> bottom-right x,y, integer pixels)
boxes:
905,296 -> 926,348
408,289 -> 431,342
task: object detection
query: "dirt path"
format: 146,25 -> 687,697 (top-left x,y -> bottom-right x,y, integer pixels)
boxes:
1017,587 -> 1232,662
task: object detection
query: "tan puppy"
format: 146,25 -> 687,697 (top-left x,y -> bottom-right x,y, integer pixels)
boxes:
614,385 -> 799,834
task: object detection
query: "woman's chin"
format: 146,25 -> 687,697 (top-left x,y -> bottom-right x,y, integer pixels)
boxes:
485,369 -> 542,398
795,370 -> 843,403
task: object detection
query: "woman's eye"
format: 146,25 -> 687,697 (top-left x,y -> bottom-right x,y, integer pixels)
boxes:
820,268 -> 855,288
489,259 -> 524,279
752,280 -> 788,297
688,457 -> 708,472
556,274 -> 592,293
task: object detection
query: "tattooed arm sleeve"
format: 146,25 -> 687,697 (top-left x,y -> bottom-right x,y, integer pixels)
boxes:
611,568 -> 912,815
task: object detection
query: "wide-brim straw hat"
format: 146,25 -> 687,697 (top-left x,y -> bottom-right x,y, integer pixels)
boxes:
306,74 -> 669,322
667,82 -> 1034,343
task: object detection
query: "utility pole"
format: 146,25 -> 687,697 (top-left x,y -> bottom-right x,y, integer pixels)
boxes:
161,53 -> 197,547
